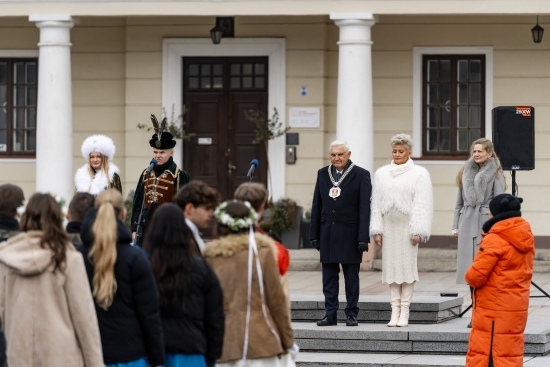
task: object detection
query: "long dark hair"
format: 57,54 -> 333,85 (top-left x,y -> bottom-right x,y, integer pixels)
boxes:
145,203 -> 194,310
20,193 -> 69,273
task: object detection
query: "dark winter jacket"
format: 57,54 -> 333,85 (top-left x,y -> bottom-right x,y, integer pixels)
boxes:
78,209 -> 165,365
0,217 -> 19,243
309,161 -> 372,264
160,255 -> 224,364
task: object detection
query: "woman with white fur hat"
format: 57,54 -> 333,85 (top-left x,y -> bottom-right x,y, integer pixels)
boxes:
75,135 -> 122,195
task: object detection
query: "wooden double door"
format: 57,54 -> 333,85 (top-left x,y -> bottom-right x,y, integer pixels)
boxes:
182,57 -> 269,200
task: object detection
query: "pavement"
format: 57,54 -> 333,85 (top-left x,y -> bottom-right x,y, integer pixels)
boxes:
287,270 -> 550,365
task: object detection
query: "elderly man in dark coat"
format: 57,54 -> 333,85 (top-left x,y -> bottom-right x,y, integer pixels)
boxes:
310,140 -> 371,327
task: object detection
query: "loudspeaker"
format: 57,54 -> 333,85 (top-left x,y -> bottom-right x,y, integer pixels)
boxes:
492,106 -> 535,170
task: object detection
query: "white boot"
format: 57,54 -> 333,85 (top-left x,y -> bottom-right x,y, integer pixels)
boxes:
387,283 -> 401,327
397,282 -> 414,327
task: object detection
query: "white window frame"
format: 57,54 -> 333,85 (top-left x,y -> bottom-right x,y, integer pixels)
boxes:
412,46 -> 493,163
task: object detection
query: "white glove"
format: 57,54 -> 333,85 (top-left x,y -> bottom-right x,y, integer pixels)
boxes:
289,342 -> 300,360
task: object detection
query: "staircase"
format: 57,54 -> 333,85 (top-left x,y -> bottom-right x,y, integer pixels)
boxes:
291,294 -> 550,367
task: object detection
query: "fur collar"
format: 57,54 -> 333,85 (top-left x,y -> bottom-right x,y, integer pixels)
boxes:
203,232 -> 276,258
462,157 -> 498,206
74,162 -> 119,196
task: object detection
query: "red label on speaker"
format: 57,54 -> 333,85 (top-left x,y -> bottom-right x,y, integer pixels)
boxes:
515,107 -> 532,117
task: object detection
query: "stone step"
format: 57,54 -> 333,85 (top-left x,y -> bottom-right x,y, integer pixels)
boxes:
296,352 -> 467,367
291,295 -> 463,324
292,315 -> 550,356
289,248 -> 550,272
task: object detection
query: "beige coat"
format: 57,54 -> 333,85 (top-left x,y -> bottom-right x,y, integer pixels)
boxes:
0,231 -> 103,367
204,233 -> 294,363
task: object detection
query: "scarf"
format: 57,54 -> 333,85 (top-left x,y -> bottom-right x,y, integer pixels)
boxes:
389,157 -> 415,177
462,157 -> 498,206
74,162 -> 119,196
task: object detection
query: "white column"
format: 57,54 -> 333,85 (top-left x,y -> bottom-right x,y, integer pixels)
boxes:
29,14 -> 75,203
330,13 -> 376,173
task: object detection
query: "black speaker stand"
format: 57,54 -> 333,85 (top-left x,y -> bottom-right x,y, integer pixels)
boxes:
511,170 -> 550,299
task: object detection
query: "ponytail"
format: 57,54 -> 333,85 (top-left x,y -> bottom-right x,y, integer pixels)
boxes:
89,192 -> 120,310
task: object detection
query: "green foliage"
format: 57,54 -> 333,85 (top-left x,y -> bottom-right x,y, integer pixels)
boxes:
244,108 -> 289,144
270,198 -> 297,238
137,105 -> 195,141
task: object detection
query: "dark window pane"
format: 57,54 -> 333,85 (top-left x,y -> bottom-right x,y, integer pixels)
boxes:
428,60 -> 438,81
440,60 -> 451,81
189,64 -> 199,76
242,64 -> 253,75
15,85 -> 25,106
0,110 -> 5,129
230,77 -> 240,88
458,60 -> 468,81
27,130 -> 36,151
457,130 -> 468,152
470,60 -> 481,82
457,84 -> 468,105
242,77 -> 253,88
14,63 -> 24,83
254,77 -> 264,88
230,64 -> 240,75
26,63 -> 37,84
14,108 -> 24,129
201,64 -> 211,76
470,106 -> 481,128
27,108 -> 36,128
0,85 -> 6,110
189,77 -> 199,89
441,108 -> 450,128
255,63 -> 265,75
470,129 -> 481,143
0,63 -> 6,84
470,83 -> 481,104
427,107 -> 438,127
441,83 -> 450,106
27,85 -> 37,106
0,130 -> 5,151
427,130 -> 438,151
428,84 -> 438,104
13,129 -> 24,151
213,77 -> 223,89
213,64 -> 223,76
458,106 -> 468,128
439,129 -> 450,151
200,77 -> 211,88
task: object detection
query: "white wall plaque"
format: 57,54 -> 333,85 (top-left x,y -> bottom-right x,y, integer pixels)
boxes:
198,137 -> 212,145
289,107 -> 320,128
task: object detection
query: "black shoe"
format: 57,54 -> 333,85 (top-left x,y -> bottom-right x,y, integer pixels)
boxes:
316,314 -> 337,326
467,320 -> 472,328
346,315 -> 358,326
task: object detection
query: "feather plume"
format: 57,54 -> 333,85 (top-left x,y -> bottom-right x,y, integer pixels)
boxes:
150,114 -> 161,136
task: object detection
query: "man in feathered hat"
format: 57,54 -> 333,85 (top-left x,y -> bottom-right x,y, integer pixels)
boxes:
131,114 -> 191,246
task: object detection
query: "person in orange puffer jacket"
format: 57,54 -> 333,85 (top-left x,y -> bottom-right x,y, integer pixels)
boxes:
465,193 -> 535,367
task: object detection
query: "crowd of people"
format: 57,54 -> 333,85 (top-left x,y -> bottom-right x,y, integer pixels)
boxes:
0,125 -> 535,367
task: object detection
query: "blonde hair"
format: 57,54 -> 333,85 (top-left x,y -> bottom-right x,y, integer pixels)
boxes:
456,138 -> 505,190
87,153 -> 112,189
89,189 -> 124,310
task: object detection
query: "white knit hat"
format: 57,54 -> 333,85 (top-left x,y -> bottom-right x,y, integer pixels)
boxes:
81,134 -> 116,161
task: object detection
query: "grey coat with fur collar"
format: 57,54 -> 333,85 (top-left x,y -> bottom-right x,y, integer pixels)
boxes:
453,157 -> 505,284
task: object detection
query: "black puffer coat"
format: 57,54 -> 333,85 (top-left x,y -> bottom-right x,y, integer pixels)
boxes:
78,209 -> 164,365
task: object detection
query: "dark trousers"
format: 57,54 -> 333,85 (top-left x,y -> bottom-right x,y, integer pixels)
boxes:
322,263 -> 360,317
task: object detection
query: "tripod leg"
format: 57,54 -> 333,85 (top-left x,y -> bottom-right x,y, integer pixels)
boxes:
531,281 -> 550,299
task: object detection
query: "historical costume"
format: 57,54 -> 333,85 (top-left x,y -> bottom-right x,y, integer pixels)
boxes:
370,135 -> 433,327
465,194 -> 534,367
130,115 -> 190,245
453,157 -> 504,284
310,140 -> 371,327
75,134 -> 122,195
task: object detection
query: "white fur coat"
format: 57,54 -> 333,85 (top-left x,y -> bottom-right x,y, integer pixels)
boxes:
369,159 -> 433,241
74,163 -> 119,196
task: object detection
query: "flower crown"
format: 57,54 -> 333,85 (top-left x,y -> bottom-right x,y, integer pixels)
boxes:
214,200 -> 258,232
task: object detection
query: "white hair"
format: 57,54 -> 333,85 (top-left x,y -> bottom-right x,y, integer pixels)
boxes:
329,140 -> 350,152
390,133 -> 413,151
